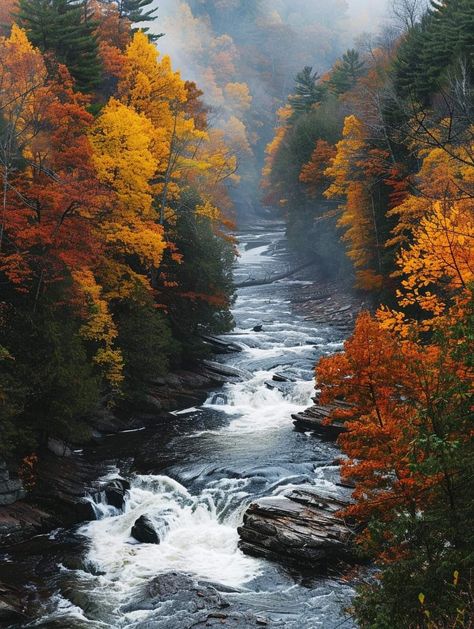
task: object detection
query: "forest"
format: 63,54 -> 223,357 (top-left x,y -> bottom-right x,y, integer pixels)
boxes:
0,0 -> 238,456
0,0 -> 472,627
263,0 -> 474,625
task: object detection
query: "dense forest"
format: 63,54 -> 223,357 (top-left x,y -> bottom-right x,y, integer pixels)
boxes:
263,0 -> 474,625
0,0 -> 237,458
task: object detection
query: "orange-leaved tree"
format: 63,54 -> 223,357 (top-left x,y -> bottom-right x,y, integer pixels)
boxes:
316,310 -> 472,558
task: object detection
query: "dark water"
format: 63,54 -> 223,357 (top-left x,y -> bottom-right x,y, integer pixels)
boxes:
4,226 -> 355,628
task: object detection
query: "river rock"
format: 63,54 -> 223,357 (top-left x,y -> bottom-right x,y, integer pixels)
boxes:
238,486 -> 356,570
201,335 -> 242,354
104,479 -> 129,510
201,360 -> 251,383
120,572 -> 263,628
131,515 -> 159,544
292,396 -> 352,439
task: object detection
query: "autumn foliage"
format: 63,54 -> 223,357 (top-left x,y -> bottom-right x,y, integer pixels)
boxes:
261,0 -> 474,624
0,9 -> 236,455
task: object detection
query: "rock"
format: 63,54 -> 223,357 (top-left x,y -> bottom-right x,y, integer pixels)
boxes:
89,407 -> 122,433
140,394 -> 163,414
292,397 -> 352,439
47,437 -> 73,457
238,486 -> 357,571
104,479 -> 129,510
131,515 -> 159,544
0,584 -> 26,624
73,497 -> 98,522
201,360 -> 251,383
272,372 -> 293,382
201,335 -> 242,354
252,324 -> 263,332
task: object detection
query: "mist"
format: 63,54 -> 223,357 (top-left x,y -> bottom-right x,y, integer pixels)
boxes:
146,0 -> 393,220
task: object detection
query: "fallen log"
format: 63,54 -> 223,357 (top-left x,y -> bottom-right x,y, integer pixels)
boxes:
235,259 -> 320,288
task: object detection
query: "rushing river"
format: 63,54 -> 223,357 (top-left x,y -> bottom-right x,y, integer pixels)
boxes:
5,225 -> 355,628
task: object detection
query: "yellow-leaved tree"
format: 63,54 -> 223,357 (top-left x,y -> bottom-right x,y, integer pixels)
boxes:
325,115 -> 384,290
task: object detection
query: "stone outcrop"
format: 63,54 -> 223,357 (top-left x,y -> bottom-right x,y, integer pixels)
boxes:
238,486 -> 356,571
119,572 -> 267,628
292,396 -> 351,439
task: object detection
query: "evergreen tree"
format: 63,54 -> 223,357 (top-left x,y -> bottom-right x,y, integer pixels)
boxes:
108,0 -> 162,40
329,49 -> 365,95
394,0 -> 474,102
16,0 -> 102,92
289,66 -> 325,117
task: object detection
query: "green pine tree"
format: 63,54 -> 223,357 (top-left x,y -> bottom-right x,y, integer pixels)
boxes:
111,0 -> 162,41
329,49 -> 365,95
16,0 -> 102,93
289,66 -> 326,117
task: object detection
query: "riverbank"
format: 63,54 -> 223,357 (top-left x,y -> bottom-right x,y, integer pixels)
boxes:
1,227 -> 366,628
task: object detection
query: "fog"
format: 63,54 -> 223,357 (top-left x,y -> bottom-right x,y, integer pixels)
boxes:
146,0 -> 392,218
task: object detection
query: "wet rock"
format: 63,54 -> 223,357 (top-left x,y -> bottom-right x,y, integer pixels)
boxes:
201,360 -> 251,383
120,572 -> 264,628
73,497 -> 97,522
252,324 -> 263,332
292,397 -> 351,439
238,486 -> 357,571
0,584 -> 26,624
201,335 -> 242,354
0,502 -> 54,547
103,479 -> 129,510
47,437 -> 73,457
131,515 -> 159,544
272,372 -> 293,382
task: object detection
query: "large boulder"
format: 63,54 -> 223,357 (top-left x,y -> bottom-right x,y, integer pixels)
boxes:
131,515 -> 159,544
292,396 -> 352,439
238,486 -> 357,571
120,572 -> 263,628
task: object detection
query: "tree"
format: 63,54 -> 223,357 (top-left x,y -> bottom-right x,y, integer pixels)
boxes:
391,0 -> 428,31
89,97 -> 166,285
289,66 -> 325,116
104,0 -> 162,40
329,49 -> 366,95
0,0 -> 16,35
317,300 -> 474,627
324,115 -> 385,290
299,139 -> 336,198
16,0 -> 102,92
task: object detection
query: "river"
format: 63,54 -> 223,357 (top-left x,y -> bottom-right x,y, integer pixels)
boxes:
4,225 -> 355,628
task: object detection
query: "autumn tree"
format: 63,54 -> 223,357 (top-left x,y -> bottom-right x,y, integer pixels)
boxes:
0,0 -> 16,35
317,302 -> 474,626
299,139 -> 336,198
324,115 -> 386,290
